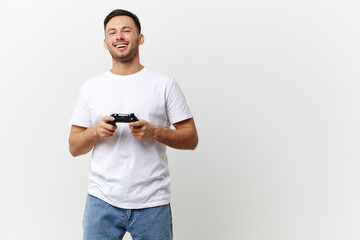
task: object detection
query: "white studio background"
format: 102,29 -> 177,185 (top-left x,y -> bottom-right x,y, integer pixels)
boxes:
1,0 -> 359,239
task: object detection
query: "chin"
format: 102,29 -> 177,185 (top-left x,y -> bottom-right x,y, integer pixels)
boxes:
112,52 -> 138,63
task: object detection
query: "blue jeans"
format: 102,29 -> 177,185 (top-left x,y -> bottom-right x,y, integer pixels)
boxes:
83,194 -> 173,240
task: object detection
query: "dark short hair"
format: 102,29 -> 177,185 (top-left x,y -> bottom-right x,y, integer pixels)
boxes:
104,9 -> 141,33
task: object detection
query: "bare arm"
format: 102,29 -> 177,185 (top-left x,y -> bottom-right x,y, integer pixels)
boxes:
129,118 -> 198,150
68,116 -> 117,157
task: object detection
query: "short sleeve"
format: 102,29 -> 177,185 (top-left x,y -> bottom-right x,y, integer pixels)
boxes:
166,79 -> 193,124
69,83 -> 92,128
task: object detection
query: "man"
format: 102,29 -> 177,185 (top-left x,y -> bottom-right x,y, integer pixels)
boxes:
68,9 -> 198,240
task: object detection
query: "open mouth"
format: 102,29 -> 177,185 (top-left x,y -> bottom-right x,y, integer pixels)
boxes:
114,43 -> 128,49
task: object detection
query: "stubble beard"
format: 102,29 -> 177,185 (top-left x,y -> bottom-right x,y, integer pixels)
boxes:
109,38 -> 139,63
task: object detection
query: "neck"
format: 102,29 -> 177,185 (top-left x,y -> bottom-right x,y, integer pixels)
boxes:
110,56 -> 144,76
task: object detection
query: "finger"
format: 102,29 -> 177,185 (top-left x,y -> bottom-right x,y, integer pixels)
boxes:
102,116 -> 116,126
131,131 -> 141,138
129,119 -> 144,127
103,116 -> 115,122
101,126 -> 116,134
104,124 -> 117,131
100,119 -> 117,129
131,126 -> 144,133
103,130 -> 116,137
103,133 -> 113,138
131,132 -> 146,140
130,128 -> 139,134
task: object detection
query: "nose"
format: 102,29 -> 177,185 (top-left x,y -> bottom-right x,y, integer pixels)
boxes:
116,32 -> 125,41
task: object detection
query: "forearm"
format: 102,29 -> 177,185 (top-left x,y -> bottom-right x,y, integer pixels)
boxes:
69,124 -> 100,157
152,124 -> 198,150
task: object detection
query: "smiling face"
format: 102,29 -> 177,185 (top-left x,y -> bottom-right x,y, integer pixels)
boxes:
104,16 -> 144,63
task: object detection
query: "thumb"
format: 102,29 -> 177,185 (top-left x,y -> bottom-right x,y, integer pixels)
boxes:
129,119 -> 144,127
103,116 -> 115,123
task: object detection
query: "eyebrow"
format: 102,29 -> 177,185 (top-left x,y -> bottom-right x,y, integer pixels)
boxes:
107,26 -> 133,33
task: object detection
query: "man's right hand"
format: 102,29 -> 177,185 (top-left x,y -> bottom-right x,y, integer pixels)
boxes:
95,116 -> 118,138
69,116 -> 118,157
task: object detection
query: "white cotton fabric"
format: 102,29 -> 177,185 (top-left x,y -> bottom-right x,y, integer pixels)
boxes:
70,67 -> 192,209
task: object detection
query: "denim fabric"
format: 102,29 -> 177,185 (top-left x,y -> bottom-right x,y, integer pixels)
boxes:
83,194 -> 173,240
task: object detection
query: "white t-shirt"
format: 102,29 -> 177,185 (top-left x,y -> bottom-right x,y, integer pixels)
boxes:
70,67 -> 192,209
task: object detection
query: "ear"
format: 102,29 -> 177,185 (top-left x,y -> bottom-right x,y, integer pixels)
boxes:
103,39 -> 109,50
139,34 -> 145,46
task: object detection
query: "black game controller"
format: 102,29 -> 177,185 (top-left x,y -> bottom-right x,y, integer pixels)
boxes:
107,113 -> 139,125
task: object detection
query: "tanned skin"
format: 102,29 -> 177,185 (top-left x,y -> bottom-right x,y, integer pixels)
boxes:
69,16 -> 198,157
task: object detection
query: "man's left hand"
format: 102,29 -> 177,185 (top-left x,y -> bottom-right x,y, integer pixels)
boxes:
129,119 -> 155,140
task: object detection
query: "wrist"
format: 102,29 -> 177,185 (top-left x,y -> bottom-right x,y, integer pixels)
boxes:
152,124 -> 162,140
90,123 -> 100,140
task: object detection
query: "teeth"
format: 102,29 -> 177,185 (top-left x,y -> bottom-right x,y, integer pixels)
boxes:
116,45 -> 126,48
